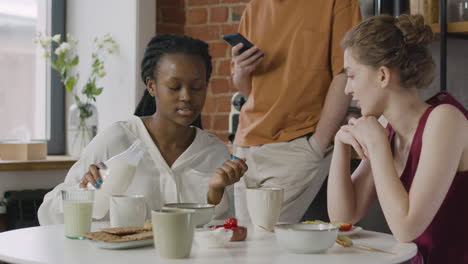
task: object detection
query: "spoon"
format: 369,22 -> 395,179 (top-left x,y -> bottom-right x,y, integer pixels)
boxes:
336,234 -> 396,255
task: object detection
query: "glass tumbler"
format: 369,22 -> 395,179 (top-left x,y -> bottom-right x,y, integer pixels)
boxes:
61,188 -> 94,239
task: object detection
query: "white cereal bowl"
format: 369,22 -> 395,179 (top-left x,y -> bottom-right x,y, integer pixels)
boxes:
275,223 -> 339,254
194,228 -> 233,248
163,203 -> 215,227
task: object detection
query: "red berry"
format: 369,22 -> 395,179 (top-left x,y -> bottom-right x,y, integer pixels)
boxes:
223,217 -> 238,229
340,223 -> 353,231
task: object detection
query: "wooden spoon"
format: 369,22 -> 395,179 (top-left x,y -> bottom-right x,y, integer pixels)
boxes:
336,234 -> 396,255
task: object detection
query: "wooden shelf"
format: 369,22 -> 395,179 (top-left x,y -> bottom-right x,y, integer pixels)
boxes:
431,21 -> 468,34
0,156 -> 77,171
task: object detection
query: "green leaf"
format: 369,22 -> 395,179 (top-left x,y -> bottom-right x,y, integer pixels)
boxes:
56,54 -> 64,68
71,56 -> 79,66
82,79 -> 97,100
65,76 -> 76,92
79,104 -> 92,119
94,87 -> 103,96
92,58 -> 100,68
74,94 -> 82,104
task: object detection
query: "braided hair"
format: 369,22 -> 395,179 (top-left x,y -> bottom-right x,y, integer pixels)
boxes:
141,33 -> 212,86
135,34 -> 212,128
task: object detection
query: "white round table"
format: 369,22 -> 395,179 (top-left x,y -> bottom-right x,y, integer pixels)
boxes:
0,223 -> 416,264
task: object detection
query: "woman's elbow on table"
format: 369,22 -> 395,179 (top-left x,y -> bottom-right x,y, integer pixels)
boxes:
393,232 -> 414,243
389,222 -> 424,243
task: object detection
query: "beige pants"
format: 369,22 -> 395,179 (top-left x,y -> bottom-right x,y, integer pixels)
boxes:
233,135 -> 333,224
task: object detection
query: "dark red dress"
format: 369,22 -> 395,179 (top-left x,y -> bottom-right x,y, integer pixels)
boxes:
387,92 -> 468,264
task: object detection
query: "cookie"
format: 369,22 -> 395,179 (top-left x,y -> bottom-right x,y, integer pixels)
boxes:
84,231 -> 123,242
84,231 -> 153,242
101,226 -> 150,235
122,231 -> 153,241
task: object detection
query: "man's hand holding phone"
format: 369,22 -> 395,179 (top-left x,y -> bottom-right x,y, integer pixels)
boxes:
224,33 -> 264,97
231,43 -> 264,77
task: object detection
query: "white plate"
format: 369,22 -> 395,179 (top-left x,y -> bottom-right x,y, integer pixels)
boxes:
87,238 -> 153,250
338,226 -> 362,236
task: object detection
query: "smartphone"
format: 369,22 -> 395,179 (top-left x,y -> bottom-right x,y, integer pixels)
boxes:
223,33 -> 262,56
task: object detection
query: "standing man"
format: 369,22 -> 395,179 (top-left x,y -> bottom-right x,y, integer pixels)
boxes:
231,0 -> 361,224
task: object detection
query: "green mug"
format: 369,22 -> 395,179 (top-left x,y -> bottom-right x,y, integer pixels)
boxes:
151,208 -> 196,259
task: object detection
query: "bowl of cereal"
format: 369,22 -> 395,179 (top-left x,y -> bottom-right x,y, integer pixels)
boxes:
163,203 -> 215,227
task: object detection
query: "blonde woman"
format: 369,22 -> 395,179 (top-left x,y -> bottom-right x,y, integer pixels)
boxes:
327,14 -> 468,263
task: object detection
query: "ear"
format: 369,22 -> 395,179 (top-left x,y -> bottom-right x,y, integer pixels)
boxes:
378,66 -> 391,89
146,77 -> 156,97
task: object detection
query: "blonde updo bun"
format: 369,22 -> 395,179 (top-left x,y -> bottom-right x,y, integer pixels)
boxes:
395,14 -> 433,47
342,14 -> 435,89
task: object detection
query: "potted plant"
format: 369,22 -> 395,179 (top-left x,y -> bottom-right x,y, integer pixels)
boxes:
35,33 -> 118,157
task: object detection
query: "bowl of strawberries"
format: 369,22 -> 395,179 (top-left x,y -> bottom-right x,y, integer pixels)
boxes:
211,217 -> 248,242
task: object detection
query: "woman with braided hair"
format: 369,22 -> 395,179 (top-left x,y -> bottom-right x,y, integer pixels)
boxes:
39,34 -> 247,224
327,14 -> 468,263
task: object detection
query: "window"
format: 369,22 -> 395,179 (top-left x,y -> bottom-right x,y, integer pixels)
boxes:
0,0 -> 66,154
0,0 -> 48,141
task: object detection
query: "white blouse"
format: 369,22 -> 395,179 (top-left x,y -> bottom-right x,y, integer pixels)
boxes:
38,116 -> 232,225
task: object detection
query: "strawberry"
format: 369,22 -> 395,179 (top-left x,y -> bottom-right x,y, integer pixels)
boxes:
340,223 -> 353,231
223,217 -> 238,229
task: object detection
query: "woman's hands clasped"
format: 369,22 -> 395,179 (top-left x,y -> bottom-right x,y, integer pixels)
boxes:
335,116 -> 389,160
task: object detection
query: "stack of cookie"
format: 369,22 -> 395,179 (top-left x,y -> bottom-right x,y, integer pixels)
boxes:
84,226 -> 153,242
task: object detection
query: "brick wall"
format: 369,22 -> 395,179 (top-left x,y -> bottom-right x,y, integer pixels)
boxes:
157,0 -> 186,34
156,0 -> 250,142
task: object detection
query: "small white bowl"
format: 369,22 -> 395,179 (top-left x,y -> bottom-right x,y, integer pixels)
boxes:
163,203 -> 215,227
194,228 -> 233,248
275,223 -> 338,254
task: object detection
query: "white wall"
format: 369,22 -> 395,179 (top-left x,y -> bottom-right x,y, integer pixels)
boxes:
66,0 -> 156,132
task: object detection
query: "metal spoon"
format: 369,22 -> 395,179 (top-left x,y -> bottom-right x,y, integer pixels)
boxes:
336,234 -> 396,255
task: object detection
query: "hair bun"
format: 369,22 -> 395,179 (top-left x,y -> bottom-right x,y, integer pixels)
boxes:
395,14 -> 433,46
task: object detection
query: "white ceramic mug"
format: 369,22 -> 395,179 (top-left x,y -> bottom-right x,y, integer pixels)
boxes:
109,195 -> 146,227
246,187 -> 284,232
152,209 -> 195,259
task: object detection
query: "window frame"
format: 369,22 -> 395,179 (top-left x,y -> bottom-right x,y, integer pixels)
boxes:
47,0 -> 66,155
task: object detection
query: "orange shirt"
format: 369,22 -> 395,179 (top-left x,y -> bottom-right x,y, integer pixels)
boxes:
234,0 -> 361,147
